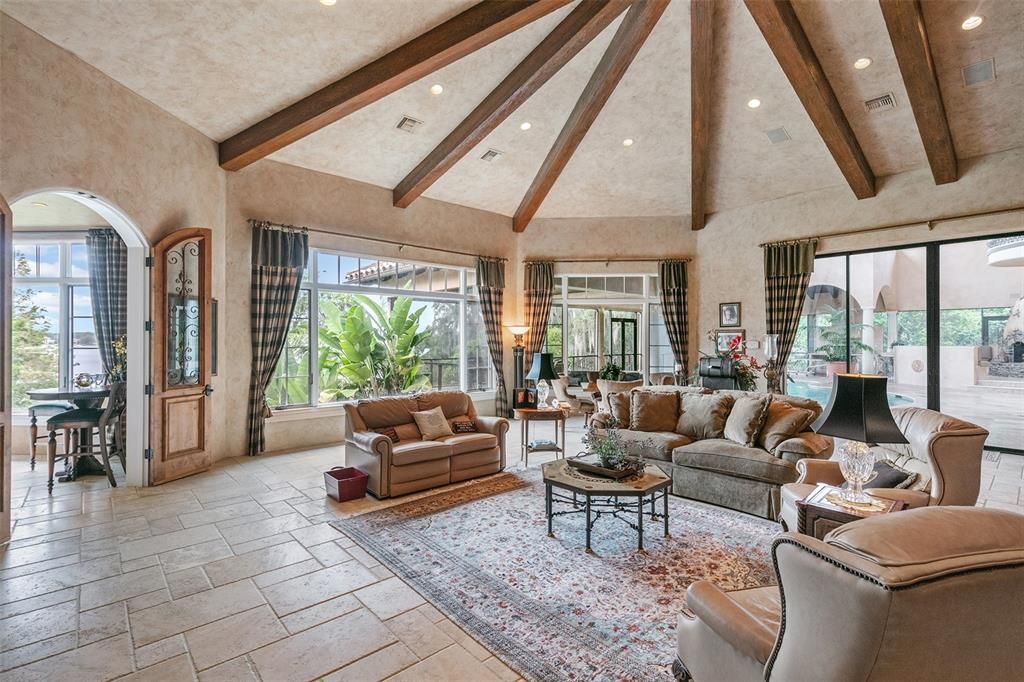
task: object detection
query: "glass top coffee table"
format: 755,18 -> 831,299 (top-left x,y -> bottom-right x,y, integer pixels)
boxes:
542,459 -> 671,553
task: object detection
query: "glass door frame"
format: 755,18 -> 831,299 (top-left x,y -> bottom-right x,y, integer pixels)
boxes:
816,229 -> 1024,454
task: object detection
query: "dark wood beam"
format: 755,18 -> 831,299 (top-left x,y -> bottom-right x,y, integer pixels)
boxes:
513,0 -> 669,232
879,0 -> 957,184
690,0 -> 715,231
744,0 -> 876,199
218,0 -> 574,171
393,0 -> 632,208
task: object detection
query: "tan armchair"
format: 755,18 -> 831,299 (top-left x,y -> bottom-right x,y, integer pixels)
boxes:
677,506 -> 1024,681
780,407 -> 988,531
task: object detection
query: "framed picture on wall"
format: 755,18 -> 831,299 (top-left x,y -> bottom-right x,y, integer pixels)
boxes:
719,302 -> 741,327
716,329 -> 745,353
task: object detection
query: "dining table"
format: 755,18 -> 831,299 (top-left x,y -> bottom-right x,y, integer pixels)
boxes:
27,386 -> 111,481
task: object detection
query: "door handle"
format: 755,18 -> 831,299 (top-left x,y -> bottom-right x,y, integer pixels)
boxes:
203,384 -> 214,397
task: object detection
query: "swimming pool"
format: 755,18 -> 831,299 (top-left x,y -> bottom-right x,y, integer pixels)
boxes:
787,381 -> 914,407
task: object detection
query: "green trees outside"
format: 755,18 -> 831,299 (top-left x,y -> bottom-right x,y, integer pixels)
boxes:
12,254 -> 59,409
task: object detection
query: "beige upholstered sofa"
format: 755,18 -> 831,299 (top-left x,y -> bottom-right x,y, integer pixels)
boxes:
343,390 -> 509,498
676,506 -> 1024,681
779,406 -> 988,531
592,387 -> 834,519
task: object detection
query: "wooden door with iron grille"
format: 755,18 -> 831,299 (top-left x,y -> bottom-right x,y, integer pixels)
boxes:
0,195 -> 12,542
150,228 -> 213,484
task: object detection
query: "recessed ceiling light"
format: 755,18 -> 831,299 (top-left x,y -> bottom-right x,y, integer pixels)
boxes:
429,84 -> 443,96
520,121 -> 532,131
854,57 -> 872,70
961,15 -> 983,30
30,201 -> 48,208
319,0 -> 337,6
622,138 -> 634,147
747,98 -> 762,109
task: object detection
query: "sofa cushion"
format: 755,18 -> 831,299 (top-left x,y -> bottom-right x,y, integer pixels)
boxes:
630,390 -> 679,432
394,423 -> 422,442
677,393 -> 735,440
770,394 -> 823,429
356,396 -> 419,428
757,401 -> 814,453
391,440 -> 453,466
615,430 -> 692,462
607,392 -> 631,427
417,391 -> 473,418
373,426 -> 400,443
724,394 -> 771,447
844,460 -> 918,490
451,418 -> 477,433
673,439 -> 797,485
436,432 -> 497,455
412,406 -> 454,440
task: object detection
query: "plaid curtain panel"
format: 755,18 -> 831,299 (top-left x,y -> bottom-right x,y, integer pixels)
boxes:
523,261 -> 554,369
476,257 -> 509,417
86,228 -> 128,375
763,239 -> 818,392
658,260 -> 689,378
247,222 -> 309,455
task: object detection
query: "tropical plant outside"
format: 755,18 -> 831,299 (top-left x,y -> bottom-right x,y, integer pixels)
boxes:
12,254 -> 59,410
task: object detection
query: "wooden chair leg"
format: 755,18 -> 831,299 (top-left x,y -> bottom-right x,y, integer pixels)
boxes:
30,415 -> 38,470
64,429 -> 71,456
99,426 -> 117,488
47,430 -> 56,494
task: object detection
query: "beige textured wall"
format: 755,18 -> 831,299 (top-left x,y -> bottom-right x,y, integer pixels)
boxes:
223,161 -> 516,457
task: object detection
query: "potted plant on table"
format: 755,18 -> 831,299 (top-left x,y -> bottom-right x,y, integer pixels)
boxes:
572,416 -> 651,479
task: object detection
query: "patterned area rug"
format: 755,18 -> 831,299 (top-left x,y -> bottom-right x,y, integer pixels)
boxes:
333,470 -> 779,681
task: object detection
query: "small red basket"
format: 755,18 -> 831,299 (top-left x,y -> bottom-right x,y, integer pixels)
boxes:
324,467 -> 369,502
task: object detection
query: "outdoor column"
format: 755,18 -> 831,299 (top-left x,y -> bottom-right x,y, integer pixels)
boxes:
861,307 -> 875,373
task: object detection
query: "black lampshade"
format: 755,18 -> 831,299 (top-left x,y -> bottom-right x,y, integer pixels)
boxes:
525,353 -> 558,382
811,374 -> 908,444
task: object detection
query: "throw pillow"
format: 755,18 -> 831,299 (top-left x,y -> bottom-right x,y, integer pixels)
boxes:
757,401 -> 815,453
630,391 -> 678,432
842,460 -> 918,490
412,406 -> 454,440
451,418 -> 477,434
373,426 -> 400,444
606,392 -> 631,428
723,394 -> 772,447
676,393 -> 735,440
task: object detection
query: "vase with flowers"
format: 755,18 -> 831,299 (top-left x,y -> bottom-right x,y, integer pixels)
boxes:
698,329 -> 762,391
107,335 -> 127,384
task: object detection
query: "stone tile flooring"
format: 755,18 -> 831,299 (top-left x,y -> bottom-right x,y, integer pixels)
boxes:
1,416 -> 1021,681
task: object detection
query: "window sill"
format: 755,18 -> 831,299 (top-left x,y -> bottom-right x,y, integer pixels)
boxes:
267,405 -> 347,423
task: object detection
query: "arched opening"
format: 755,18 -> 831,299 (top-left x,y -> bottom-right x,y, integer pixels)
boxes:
9,189 -> 149,488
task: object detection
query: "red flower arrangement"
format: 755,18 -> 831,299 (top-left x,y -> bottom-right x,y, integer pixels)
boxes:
701,330 -> 763,391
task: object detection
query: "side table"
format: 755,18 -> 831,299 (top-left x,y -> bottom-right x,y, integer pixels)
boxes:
513,407 -> 567,468
796,484 -> 906,540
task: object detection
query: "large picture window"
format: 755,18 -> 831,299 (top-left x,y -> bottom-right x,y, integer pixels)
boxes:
266,249 -> 494,409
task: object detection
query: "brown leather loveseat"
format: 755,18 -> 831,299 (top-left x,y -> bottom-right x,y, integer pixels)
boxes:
343,390 -> 509,498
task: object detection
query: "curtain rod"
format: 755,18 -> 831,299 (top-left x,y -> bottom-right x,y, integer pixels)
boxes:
250,219 -> 508,262
758,205 -> 1024,248
531,256 -> 691,264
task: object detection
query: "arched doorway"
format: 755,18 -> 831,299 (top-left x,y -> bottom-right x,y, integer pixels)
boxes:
9,188 -> 149,487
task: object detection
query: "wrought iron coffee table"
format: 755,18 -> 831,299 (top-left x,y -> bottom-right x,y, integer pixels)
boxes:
542,459 -> 671,553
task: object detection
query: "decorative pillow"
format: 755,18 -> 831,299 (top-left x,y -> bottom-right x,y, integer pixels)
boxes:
373,426 -> 400,443
606,392 -> 631,428
842,460 -> 918,490
676,394 -> 735,440
411,406 -> 454,440
757,401 -> 815,453
724,394 -> 772,447
451,418 -> 477,434
630,391 -> 678,432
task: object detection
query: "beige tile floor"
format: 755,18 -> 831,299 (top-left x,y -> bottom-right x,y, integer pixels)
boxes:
1,416 -> 1021,681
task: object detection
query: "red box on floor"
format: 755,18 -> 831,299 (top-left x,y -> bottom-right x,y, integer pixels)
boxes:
324,467 -> 369,502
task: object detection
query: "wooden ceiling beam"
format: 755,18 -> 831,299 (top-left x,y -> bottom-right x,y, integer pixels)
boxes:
744,0 -> 876,199
879,0 -> 957,184
512,0 -> 669,232
690,0 -> 715,231
393,0 -> 632,208
218,0 -> 574,171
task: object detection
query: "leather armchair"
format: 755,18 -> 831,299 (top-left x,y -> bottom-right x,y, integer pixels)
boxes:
780,407 -> 988,531
677,506 -> 1024,681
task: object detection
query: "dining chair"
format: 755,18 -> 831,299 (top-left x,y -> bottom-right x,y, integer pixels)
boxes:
28,402 -> 72,470
45,383 -> 127,492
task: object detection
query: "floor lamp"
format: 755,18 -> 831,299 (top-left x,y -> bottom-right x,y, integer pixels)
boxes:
506,325 -> 530,403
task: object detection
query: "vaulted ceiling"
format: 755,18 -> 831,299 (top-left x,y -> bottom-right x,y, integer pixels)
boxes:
3,0 -> 1022,226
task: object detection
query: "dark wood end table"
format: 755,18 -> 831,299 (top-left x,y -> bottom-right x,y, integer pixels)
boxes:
796,484 -> 907,540
514,407 -> 567,468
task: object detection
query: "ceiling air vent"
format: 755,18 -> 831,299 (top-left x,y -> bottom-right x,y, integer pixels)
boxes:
863,92 -> 897,113
395,115 -> 423,133
765,127 -> 791,144
963,58 -> 996,87
480,148 -> 504,162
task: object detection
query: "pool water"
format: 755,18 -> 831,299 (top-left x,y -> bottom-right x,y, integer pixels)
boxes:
787,382 -> 914,407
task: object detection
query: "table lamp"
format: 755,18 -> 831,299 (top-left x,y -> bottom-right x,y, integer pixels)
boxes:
505,325 -> 530,393
811,374 -> 908,503
526,352 -> 557,408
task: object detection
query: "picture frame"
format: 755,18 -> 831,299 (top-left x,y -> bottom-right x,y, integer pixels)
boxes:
515,387 -> 537,409
719,302 -> 741,328
716,329 -> 745,353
